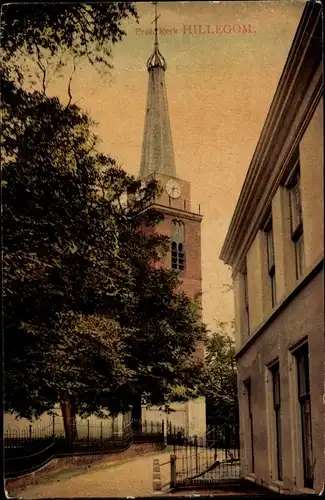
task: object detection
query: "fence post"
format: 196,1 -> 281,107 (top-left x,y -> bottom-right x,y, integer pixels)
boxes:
100,421 -> 103,446
170,454 -> 176,489
87,420 -> 90,449
194,436 -> 199,473
152,458 -> 161,492
52,415 -> 55,438
29,424 -> 32,442
161,420 -> 165,446
225,424 -> 228,460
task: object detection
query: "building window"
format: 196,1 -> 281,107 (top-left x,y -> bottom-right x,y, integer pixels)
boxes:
243,266 -> 250,335
266,220 -> 276,307
244,379 -> 254,473
171,220 -> 185,271
288,170 -> 305,280
295,343 -> 313,489
270,363 -> 282,481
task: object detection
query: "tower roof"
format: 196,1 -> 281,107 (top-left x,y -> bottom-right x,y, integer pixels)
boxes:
139,2 -> 176,179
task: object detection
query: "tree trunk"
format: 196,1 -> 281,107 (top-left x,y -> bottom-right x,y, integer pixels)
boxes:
131,393 -> 142,432
60,392 -> 78,442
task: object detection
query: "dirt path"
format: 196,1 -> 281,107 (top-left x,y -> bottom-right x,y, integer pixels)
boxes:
17,449 -> 173,498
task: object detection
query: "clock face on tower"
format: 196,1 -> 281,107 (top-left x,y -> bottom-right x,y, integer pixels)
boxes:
166,179 -> 181,199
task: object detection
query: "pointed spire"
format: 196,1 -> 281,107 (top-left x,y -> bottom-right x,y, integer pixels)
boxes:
139,2 -> 176,179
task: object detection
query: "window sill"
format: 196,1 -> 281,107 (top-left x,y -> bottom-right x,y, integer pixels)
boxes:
268,484 -> 284,494
269,480 -> 285,493
236,254 -> 324,359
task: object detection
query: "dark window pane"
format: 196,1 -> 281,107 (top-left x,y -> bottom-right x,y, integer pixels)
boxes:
301,399 -> 313,488
271,272 -> 277,307
271,364 -> 282,481
289,173 -> 302,234
275,408 -> 283,480
297,345 -> 310,397
245,380 -> 254,473
272,367 -> 280,407
244,272 -> 249,306
295,234 -> 305,280
266,225 -> 275,269
295,344 -> 313,489
243,268 -> 250,335
265,221 -> 276,307
288,171 -> 304,281
171,237 -> 185,272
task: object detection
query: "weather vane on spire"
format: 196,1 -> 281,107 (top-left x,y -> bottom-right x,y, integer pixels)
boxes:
151,2 -> 160,48
147,1 -> 167,71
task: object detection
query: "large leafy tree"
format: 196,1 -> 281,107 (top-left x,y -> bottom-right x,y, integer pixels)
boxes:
2,72 -> 205,438
2,81 -> 145,427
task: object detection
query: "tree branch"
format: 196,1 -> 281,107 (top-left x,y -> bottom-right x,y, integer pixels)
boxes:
34,43 -> 47,95
67,57 -> 77,107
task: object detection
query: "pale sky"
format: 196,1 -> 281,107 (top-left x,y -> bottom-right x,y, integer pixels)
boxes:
45,1 -> 305,333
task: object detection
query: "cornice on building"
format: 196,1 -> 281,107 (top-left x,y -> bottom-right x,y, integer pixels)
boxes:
219,1 -> 323,274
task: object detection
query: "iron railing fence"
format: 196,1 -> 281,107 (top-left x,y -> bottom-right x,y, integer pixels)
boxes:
4,417 -> 179,479
5,421 -> 54,449
132,418 -> 165,443
174,422 -> 240,487
166,422 -> 186,447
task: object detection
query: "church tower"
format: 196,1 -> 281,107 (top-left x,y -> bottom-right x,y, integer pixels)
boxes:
139,6 -> 204,356
138,4 -> 206,437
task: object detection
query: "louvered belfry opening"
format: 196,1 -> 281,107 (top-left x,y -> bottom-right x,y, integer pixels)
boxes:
171,220 -> 185,271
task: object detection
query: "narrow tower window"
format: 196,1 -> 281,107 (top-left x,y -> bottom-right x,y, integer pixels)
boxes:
171,220 -> 185,271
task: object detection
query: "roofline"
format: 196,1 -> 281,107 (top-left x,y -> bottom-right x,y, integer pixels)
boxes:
219,1 -> 323,271
152,203 -> 203,222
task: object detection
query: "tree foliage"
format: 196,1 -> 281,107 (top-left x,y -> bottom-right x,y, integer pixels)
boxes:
1,2 -> 138,89
202,322 -> 238,423
1,2 -> 137,59
3,78 -> 205,427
